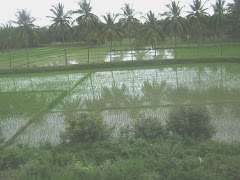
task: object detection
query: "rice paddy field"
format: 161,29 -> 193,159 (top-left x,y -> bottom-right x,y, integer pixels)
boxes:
0,42 -> 240,70
1,62 -> 240,147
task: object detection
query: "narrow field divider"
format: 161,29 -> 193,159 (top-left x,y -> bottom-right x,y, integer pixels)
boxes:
48,101 -> 240,113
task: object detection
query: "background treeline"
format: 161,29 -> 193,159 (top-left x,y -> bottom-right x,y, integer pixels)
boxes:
0,0 -> 240,51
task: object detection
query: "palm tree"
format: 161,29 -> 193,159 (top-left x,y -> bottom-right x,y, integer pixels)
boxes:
98,13 -> 124,61
212,0 -> 227,56
162,1 -> 185,48
12,9 -> 37,67
187,0 -> 209,56
227,0 -> 240,40
119,3 -> 140,60
0,24 -> 17,69
228,0 -> 240,14
71,0 -> 99,63
139,11 -> 164,59
47,3 -> 71,65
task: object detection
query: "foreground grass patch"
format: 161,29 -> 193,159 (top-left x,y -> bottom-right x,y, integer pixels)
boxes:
0,138 -> 240,180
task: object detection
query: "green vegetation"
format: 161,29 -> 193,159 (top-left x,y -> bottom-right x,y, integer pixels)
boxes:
167,107 -> 216,139
0,1 -> 240,178
0,1 -> 240,180
120,115 -> 167,140
0,0 -> 240,70
1,111 -> 240,179
62,112 -> 112,143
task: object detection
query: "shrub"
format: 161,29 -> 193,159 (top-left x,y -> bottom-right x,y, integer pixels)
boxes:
62,112 -> 112,143
134,116 -> 167,139
120,115 -> 167,139
167,106 -> 216,139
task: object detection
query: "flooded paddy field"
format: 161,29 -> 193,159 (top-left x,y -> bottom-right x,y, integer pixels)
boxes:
0,62 -> 240,146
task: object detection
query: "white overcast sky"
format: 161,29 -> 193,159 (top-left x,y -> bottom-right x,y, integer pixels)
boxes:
0,0 -> 234,27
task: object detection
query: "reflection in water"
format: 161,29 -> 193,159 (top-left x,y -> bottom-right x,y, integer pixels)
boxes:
69,60 -> 79,65
104,49 -> 175,62
1,63 -> 240,146
58,63 -> 240,142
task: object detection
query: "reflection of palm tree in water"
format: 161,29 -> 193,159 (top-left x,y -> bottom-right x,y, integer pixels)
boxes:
141,80 -> 168,106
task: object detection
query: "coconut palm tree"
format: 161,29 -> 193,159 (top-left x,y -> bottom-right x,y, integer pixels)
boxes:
212,0 -> 227,56
228,0 -> 240,14
162,1 -> 185,48
47,3 -> 71,65
212,0 -> 227,33
0,24 -> 17,69
119,3 -> 140,60
71,0 -> 99,63
98,13 -> 124,61
187,0 -> 209,56
12,9 -> 37,67
227,0 -> 240,40
139,11 -> 164,59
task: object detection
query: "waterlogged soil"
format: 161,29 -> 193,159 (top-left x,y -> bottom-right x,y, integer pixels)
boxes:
1,62 -> 240,146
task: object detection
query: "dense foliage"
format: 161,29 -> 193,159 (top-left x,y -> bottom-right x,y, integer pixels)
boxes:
0,110 -> 239,179
167,106 -> 216,139
0,0 -> 240,50
61,112 -> 112,143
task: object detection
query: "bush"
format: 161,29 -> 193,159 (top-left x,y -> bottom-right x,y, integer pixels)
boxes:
62,112 -> 112,143
120,115 -> 167,139
134,116 -> 167,139
167,106 -> 216,139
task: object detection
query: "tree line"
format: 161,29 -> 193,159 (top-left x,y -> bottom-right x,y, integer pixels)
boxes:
0,0 -> 239,61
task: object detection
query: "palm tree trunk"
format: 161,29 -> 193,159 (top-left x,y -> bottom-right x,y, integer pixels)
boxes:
25,37 -> 29,67
26,47 -> 29,67
174,28 -> 177,48
97,40 -> 100,61
221,42 -> 223,56
220,34 -> 223,56
129,26 -> 133,61
88,44 -> 90,63
198,40 -> 200,57
62,33 -> 67,65
9,49 -> 12,69
110,39 -> 112,62
154,41 -> 157,59
174,28 -> 178,58
87,31 -> 90,63
129,38 -> 133,61
198,35 -> 200,57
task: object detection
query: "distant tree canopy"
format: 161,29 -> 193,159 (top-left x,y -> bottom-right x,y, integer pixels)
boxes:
0,0 -> 239,50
